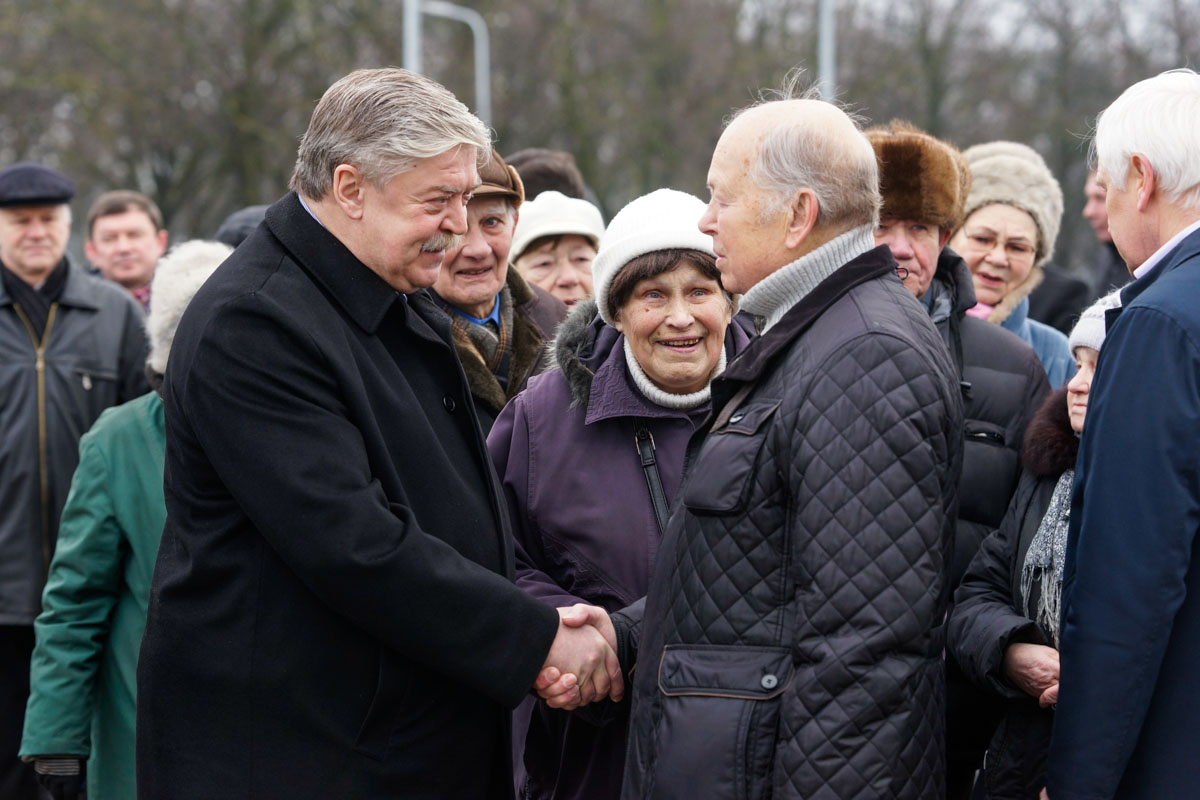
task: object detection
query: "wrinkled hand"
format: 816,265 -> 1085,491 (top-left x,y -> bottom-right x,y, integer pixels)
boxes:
535,604 -> 623,710
1004,642 -> 1059,703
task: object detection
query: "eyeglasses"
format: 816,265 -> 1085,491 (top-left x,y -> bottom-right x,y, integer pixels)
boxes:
959,229 -> 1036,264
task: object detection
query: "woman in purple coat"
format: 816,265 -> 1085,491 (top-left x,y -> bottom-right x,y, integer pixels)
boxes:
488,189 -> 752,800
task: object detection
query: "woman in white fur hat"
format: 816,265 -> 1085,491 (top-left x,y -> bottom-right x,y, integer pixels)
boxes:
488,189 -> 753,800
949,142 -> 1075,386
19,241 -> 231,800
947,290 -> 1120,799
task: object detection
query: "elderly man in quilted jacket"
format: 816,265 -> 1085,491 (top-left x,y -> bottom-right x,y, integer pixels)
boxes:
547,91 -> 965,798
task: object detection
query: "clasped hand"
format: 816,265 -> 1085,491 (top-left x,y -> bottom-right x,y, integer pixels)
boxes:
534,604 -> 624,710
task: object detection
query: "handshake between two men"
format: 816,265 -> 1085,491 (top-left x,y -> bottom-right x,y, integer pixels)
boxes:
535,604 -> 624,710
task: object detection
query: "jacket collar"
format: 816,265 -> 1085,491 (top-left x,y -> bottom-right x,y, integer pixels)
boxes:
721,244 -> 898,385
0,257 -> 101,311
933,247 -> 977,316
1119,225 -> 1200,307
265,193 -> 401,335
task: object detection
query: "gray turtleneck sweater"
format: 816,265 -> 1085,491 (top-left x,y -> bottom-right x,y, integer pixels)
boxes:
738,224 -> 877,332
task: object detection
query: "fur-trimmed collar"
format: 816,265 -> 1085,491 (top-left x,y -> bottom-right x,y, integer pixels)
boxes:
553,299 -> 610,409
1021,387 -> 1078,477
987,265 -> 1044,325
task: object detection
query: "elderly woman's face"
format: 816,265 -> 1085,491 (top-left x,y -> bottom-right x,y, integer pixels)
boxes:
950,203 -> 1039,307
614,262 -> 732,395
513,234 -> 596,308
1066,346 -> 1098,434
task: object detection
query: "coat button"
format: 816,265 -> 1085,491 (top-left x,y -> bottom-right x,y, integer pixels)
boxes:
442,395 -> 456,412
760,674 -> 778,689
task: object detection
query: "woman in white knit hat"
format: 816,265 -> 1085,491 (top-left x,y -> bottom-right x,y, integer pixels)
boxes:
947,289 -> 1120,799
509,190 -> 606,308
488,189 -> 753,800
949,142 -> 1075,386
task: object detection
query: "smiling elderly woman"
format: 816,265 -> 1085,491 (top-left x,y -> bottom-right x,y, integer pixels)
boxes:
487,188 -> 752,800
949,142 -> 1075,386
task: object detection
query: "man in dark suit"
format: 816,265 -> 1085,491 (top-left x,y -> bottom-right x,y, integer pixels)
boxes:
136,68 -> 620,800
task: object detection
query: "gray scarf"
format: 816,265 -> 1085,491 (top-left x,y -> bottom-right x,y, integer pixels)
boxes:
1019,468 -> 1074,647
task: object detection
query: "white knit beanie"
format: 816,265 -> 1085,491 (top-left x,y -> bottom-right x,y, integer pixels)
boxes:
1068,289 -> 1122,355
591,189 -> 716,325
961,141 -> 1064,267
146,240 -> 233,376
509,190 -> 605,263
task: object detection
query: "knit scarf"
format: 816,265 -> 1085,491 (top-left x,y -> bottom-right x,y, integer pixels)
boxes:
436,287 -> 515,387
739,224 -> 876,332
1019,468 -> 1074,647
1,257 -> 69,341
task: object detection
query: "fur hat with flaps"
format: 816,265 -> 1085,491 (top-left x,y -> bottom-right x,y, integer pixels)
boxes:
147,240 -> 233,377
961,141 -> 1063,267
866,120 -> 970,231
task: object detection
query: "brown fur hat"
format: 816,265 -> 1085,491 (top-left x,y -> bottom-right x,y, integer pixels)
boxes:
866,120 -> 970,231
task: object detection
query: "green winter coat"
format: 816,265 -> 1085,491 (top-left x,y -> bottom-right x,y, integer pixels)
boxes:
20,390 -> 165,800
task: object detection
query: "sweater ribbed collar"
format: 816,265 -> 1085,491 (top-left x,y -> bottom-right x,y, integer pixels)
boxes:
738,224 -> 876,332
622,337 -> 726,410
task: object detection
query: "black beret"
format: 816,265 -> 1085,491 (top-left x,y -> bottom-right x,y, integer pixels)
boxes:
214,204 -> 269,248
0,163 -> 75,208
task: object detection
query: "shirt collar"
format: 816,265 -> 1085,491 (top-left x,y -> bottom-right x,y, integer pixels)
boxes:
444,295 -> 501,327
1133,218 -> 1200,279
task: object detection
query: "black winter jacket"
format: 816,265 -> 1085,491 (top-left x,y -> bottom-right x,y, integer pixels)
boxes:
616,247 -> 963,799
947,388 -> 1076,799
930,250 -> 1050,590
0,263 -> 148,625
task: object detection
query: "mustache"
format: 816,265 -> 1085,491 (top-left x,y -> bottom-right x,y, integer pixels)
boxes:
421,232 -> 462,252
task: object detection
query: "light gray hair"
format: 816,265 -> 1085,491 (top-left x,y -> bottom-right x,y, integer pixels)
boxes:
1092,68 -> 1200,210
730,72 -> 881,230
290,68 -> 492,199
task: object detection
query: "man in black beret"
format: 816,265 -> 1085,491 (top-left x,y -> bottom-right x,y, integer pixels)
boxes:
0,163 -> 149,800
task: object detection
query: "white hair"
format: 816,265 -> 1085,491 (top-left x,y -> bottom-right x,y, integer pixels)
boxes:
1092,68 -> 1200,209
290,68 -> 492,199
146,240 -> 233,376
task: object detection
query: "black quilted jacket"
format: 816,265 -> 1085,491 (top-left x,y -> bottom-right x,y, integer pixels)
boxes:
615,247 -> 964,800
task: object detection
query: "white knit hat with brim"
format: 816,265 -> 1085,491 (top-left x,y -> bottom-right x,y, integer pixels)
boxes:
147,240 -> 233,376
1068,288 -> 1123,355
509,190 -> 605,263
591,189 -> 716,326
961,141 -> 1063,268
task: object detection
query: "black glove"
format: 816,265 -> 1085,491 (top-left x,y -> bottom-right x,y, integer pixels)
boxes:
33,757 -> 86,800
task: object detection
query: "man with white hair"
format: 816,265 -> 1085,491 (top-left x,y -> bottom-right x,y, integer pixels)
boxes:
136,68 -> 619,799
1044,68 -> 1200,800
584,91 -> 963,797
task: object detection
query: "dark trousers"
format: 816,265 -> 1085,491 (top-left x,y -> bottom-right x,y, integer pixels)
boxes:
946,656 -> 1004,800
0,625 -> 38,799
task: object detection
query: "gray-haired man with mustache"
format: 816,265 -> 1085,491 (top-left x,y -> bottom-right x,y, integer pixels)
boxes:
136,67 -> 620,800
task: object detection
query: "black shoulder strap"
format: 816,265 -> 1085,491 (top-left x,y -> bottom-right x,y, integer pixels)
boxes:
635,425 -> 670,535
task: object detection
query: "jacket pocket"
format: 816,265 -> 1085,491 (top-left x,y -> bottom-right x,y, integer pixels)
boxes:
70,363 -> 120,424
682,399 -> 780,515
648,644 -> 792,800
353,650 -> 412,761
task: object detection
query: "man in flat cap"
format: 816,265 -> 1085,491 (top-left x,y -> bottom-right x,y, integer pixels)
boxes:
0,163 -> 148,799
429,149 -> 566,433
865,122 -> 1051,800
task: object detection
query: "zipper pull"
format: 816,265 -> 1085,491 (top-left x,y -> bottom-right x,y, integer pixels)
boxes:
81,373 -> 92,391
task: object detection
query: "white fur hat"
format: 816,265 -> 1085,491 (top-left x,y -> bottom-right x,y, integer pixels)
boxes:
591,189 -> 716,325
509,190 -> 605,263
146,240 -> 233,376
962,141 -> 1063,267
1068,288 -> 1123,355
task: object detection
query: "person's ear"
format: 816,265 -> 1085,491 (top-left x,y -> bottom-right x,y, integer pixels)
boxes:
938,227 -> 953,250
330,164 -> 368,220
1130,154 -> 1156,212
84,239 -> 99,262
784,188 -> 820,249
